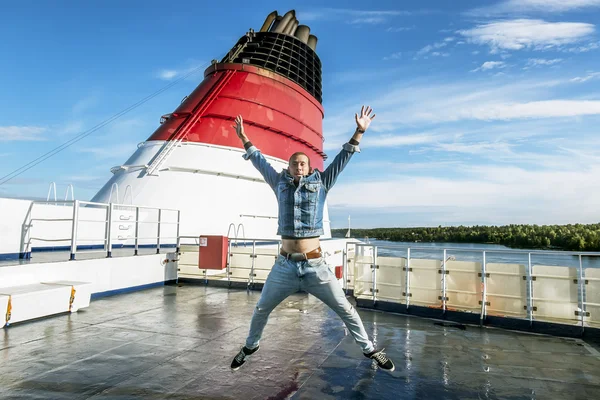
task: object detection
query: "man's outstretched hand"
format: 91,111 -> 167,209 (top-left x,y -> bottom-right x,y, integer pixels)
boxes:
355,106 -> 376,132
233,115 -> 249,144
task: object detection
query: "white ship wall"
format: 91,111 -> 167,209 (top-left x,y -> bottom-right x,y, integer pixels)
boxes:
0,253 -> 176,294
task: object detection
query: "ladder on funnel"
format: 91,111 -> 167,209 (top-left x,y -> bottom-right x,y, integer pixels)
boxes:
145,69 -> 237,176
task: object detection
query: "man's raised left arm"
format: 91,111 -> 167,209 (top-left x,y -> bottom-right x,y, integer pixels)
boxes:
321,105 -> 375,190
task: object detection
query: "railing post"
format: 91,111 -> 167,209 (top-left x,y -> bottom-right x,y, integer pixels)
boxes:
527,253 -> 533,326
227,239 -> 232,284
343,243 -> 348,292
442,249 -> 447,312
69,200 -> 80,260
405,247 -> 411,309
249,240 -> 256,289
175,210 -> 181,254
134,207 -> 140,256
106,203 -> 113,258
479,251 -> 487,326
156,209 -> 162,254
578,254 -> 585,328
372,245 -> 378,304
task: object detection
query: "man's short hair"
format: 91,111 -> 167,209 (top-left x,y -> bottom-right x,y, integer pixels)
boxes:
289,152 -> 310,167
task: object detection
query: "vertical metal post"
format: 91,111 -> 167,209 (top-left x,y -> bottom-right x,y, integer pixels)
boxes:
479,251 -> 487,326
405,247 -> 411,309
249,240 -> 256,288
342,244 -> 348,292
442,249 -> 447,312
175,210 -> 181,254
372,245 -> 378,303
527,253 -> 533,325
578,254 -> 585,327
226,239 -> 232,284
106,203 -> 113,258
134,207 -> 139,256
69,200 -> 80,260
156,209 -> 162,254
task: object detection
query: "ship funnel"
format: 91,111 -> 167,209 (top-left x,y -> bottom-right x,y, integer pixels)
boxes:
260,11 -> 278,32
92,9 -> 327,238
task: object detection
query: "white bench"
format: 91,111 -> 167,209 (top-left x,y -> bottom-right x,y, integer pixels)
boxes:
0,281 -> 92,328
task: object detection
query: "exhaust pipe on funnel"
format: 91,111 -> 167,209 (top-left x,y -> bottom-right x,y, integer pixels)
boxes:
260,11 -> 278,32
307,34 -> 318,51
273,10 -> 295,33
269,15 -> 283,32
294,25 -> 310,43
285,19 -> 299,35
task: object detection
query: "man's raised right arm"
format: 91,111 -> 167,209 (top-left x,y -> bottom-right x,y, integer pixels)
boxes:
233,115 -> 279,189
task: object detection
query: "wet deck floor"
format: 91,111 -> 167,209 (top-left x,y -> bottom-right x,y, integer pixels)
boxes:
1,284 -> 600,399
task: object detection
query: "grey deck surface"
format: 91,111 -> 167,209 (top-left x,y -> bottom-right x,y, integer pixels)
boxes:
1,284 -> 599,399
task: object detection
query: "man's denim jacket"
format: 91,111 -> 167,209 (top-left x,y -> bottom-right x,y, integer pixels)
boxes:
243,142 -> 360,238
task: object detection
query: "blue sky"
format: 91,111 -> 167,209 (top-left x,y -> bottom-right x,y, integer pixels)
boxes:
1,0 -> 600,229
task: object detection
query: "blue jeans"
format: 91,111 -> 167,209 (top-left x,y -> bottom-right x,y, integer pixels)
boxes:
245,255 -> 375,354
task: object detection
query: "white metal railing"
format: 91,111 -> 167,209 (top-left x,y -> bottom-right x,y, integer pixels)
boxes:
177,237 -> 282,287
173,236 -> 600,331
23,200 -> 180,261
345,242 -> 600,330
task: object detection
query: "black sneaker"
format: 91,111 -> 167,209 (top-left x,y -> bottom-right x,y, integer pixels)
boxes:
230,345 -> 259,370
364,348 -> 395,371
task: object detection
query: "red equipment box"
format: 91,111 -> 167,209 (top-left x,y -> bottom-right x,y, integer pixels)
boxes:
197,235 -> 229,270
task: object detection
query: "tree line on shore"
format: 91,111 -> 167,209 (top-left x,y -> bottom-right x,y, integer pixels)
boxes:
331,223 -> 600,251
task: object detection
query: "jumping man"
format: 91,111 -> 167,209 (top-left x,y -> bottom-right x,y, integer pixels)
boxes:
230,106 -> 395,372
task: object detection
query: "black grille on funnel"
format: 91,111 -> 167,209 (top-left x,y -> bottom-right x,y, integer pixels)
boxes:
222,32 -> 322,103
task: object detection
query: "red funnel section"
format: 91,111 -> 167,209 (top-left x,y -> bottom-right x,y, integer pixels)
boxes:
147,26 -> 326,169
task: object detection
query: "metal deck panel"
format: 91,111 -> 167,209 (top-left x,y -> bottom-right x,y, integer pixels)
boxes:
1,284 -> 599,399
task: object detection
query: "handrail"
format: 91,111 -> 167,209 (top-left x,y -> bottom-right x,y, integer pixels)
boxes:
24,199 -> 180,261
354,242 -> 600,257
108,183 -> 119,203
64,184 -> 74,205
236,223 -> 246,247
46,182 -> 57,204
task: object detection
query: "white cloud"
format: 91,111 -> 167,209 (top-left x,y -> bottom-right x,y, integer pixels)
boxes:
468,0 -> 600,16
324,133 -> 440,151
299,8 -> 412,21
328,163 -> 600,225
58,121 -> 85,136
322,76 -> 600,144
298,8 -> 413,24
72,96 -> 98,115
432,100 -> 600,121
417,41 -> 448,57
526,58 -> 563,67
0,126 -> 46,141
349,17 -> 387,25
471,61 -> 506,72
77,142 -> 139,160
158,70 -> 178,80
382,52 -> 402,61
570,71 -> 600,82
566,41 -> 600,53
387,26 -> 414,33
458,19 -> 595,52
156,63 -> 205,81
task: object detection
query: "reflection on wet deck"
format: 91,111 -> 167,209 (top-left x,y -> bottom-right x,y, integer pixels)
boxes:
1,284 -> 600,399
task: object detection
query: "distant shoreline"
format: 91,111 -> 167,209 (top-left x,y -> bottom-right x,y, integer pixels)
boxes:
331,223 -> 600,252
